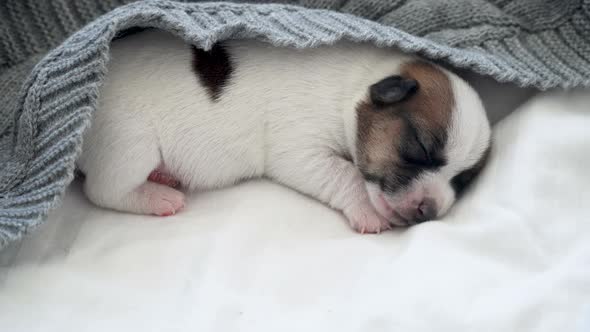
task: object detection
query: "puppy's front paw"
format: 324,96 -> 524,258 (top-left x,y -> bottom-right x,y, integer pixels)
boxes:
344,204 -> 391,234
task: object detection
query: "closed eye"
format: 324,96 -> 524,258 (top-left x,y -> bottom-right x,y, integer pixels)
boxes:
402,134 -> 446,169
401,134 -> 429,165
361,172 -> 384,185
414,135 -> 431,163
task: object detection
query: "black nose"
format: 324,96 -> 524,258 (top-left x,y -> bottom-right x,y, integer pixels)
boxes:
399,198 -> 437,224
415,198 -> 437,223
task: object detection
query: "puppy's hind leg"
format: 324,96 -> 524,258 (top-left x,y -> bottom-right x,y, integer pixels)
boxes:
82,136 -> 185,216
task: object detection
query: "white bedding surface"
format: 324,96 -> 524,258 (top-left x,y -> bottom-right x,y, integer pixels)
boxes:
1,85 -> 590,332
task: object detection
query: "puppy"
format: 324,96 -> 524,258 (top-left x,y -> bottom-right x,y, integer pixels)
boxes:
77,30 -> 491,233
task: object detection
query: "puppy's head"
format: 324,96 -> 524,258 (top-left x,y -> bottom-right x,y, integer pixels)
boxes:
355,60 -> 491,226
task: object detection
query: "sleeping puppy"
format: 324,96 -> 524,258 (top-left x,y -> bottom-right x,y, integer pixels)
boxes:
77,30 -> 491,233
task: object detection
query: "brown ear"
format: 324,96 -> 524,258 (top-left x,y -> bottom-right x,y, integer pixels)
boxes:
369,76 -> 419,107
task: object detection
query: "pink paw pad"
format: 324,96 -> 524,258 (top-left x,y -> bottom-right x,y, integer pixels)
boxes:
158,211 -> 176,217
346,206 -> 392,234
137,183 -> 186,217
353,222 -> 390,234
151,189 -> 185,217
148,170 -> 180,188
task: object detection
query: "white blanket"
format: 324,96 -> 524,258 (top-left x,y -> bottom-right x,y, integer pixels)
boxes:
1,88 -> 589,332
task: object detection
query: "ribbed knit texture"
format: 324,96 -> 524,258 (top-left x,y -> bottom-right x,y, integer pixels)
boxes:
0,0 -> 589,248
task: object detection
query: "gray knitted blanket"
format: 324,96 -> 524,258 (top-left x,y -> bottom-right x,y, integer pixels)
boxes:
1,0 -> 589,249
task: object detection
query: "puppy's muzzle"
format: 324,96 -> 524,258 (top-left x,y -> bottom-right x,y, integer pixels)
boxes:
397,198 -> 437,224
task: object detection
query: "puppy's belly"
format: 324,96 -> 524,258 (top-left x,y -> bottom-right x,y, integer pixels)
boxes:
157,121 -> 265,191
163,144 -> 264,191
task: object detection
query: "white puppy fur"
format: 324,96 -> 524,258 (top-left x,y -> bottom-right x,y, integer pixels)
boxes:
77,30 -> 490,233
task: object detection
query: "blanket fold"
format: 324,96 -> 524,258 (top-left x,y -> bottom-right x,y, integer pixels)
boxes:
1,0 -> 589,248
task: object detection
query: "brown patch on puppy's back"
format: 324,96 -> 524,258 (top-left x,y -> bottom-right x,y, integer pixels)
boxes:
192,44 -> 233,101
